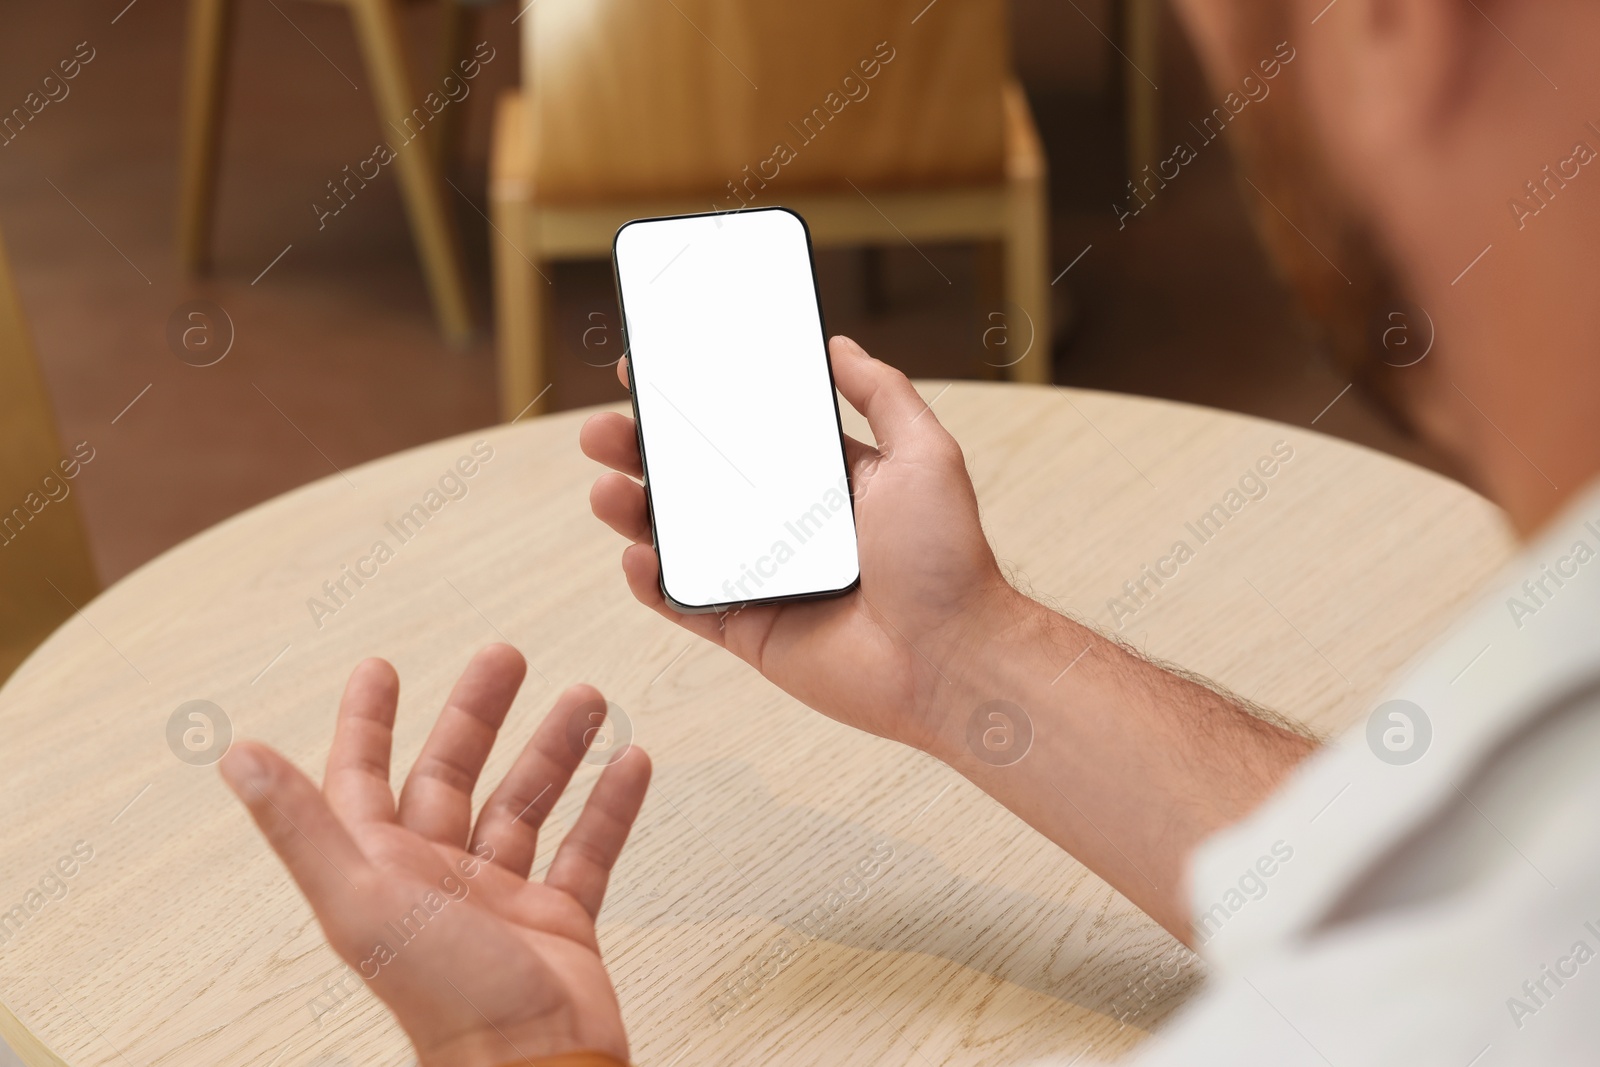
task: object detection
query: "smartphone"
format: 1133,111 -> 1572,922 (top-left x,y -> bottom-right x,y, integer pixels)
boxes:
612,207 -> 860,613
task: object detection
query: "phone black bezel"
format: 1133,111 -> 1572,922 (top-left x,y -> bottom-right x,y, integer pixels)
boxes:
610,205 -> 862,615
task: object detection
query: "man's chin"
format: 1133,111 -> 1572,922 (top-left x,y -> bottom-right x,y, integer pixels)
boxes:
1229,141 -> 1433,450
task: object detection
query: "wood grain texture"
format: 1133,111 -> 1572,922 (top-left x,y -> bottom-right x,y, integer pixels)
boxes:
0,384 -> 1514,1066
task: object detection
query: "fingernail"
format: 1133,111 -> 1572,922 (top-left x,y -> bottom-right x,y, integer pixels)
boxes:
218,745 -> 267,794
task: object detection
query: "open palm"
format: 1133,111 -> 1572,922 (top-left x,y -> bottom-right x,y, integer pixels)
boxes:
581,335 -> 1015,750
220,646 -> 649,1067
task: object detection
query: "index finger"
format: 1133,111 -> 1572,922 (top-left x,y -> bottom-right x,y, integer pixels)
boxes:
323,658 -> 400,825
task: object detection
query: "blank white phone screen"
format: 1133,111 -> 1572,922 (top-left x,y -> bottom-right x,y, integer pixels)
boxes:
614,209 -> 859,610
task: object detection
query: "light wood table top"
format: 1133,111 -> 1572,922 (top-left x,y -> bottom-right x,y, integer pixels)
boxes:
0,383 -> 1515,1067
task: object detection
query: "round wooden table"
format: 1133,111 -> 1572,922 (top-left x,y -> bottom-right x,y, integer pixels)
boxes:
0,383 -> 1513,1067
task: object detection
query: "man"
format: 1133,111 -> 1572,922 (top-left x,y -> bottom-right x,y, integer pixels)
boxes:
222,0 -> 1600,1063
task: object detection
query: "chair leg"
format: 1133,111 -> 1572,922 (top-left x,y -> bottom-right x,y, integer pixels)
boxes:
860,246 -> 890,316
1003,180 -> 1052,385
433,0 -> 476,167
974,240 -> 1005,381
177,0 -> 235,273
347,0 -> 474,344
1124,0 -> 1162,186
1001,80 -> 1052,385
492,196 -> 549,421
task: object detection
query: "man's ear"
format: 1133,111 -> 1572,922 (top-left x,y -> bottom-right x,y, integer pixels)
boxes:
1305,0 -> 1470,166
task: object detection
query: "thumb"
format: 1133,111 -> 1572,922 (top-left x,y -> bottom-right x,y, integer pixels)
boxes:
828,335 -> 945,451
220,742 -> 372,919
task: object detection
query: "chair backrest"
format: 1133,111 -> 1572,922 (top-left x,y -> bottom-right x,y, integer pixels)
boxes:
523,0 -> 1009,205
0,221 -> 98,684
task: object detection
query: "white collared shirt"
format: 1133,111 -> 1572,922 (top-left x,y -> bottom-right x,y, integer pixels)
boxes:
1069,478 -> 1600,1066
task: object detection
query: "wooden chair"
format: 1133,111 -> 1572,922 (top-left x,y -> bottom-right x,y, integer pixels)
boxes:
0,222 -> 99,685
490,0 -> 1052,421
176,0 -> 481,343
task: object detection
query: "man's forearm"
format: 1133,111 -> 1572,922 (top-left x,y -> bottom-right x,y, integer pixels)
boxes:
925,592 -> 1316,941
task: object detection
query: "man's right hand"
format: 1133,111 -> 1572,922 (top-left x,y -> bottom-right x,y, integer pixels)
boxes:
580,335 -> 1025,755
582,336 -> 1316,941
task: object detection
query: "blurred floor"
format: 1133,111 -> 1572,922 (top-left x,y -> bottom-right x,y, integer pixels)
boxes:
0,1 -> 1432,587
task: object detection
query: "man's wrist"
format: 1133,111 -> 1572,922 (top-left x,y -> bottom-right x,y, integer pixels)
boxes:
414,1010 -> 621,1067
494,1054 -> 628,1067
919,586 -> 1074,767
